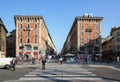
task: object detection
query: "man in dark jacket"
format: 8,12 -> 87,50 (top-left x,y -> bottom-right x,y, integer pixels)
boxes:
11,58 -> 17,71
42,59 -> 46,70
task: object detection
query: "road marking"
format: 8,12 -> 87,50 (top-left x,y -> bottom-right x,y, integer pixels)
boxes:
19,77 -> 102,81
25,74 -> 96,76
28,71 -> 93,74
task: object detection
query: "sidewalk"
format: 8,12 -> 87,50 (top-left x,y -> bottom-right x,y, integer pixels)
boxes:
84,62 -> 120,71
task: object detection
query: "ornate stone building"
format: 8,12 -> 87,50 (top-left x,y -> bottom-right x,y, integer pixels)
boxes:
14,15 -> 56,59
110,27 -> 120,57
61,14 -> 103,59
0,18 -> 8,58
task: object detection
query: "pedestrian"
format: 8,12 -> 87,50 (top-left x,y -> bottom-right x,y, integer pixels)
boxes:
59,57 -> 63,64
117,56 -> 119,63
42,59 -> 46,70
31,57 -> 35,65
11,58 -> 17,71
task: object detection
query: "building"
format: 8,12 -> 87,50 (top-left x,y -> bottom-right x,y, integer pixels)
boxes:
7,29 -> 16,57
110,27 -> 120,57
61,14 -> 103,59
0,18 -> 8,58
101,26 -> 120,62
14,15 -> 56,60
102,36 -> 114,62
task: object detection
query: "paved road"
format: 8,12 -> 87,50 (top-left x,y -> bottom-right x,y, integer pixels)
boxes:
82,65 -> 120,82
0,67 -> 34,82
2,63 -> 110,82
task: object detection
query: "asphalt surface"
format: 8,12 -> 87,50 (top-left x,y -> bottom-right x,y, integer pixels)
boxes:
1,62 -> 120,82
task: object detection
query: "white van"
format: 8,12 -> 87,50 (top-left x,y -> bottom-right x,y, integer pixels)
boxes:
0,58 -> 13,69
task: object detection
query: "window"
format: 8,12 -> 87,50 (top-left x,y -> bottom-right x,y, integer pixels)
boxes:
20,31 -> 22,37
81,38 -> 84,45
26,45 -> 31,50
19,46 -> 24,49
88,25 -> 91,29
96,39 -> 99,44
20,38 -> 22,43
35,38 -> 37,43
116,45 -> 120,50
95,32 -> 99,37
34,31 -> 37,36
35,24 -> 37,29
88,32 -> 91,36
34,46 -> 38,50
116,32 -> 120,37
28,38 -> 30,43
95,25 -> 99,30
81,32 -> 84,36
116,38 -> 120,42
28,24 -> 30,28
81,25 -> 84,30
35,18 -> 37,22
88,39 -> 91,43
27,18 -> 29,22
28,31 -> 30,37
20,24 -> 22,29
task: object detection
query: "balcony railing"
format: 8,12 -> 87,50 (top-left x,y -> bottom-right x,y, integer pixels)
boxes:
86,28 -> 92,32
23,27 -> 31,31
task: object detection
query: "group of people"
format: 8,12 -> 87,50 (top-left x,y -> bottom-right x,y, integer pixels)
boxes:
9,56 -> 65,72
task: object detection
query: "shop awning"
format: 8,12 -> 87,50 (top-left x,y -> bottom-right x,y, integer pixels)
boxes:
34,52 -> 38,55
19,51 -> 23,55
26,52 -> 31,55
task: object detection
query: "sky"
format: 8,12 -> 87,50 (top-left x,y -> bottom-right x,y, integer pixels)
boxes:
0,0 -> 120,53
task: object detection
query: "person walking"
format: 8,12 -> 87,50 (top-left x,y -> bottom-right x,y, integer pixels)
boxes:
59,57 -> 63,65
42,59 -> 46,70
11,58 -> 17,71
31,57 -> 35,65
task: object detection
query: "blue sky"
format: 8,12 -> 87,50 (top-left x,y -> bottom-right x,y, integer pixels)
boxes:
0,0 -> 120,52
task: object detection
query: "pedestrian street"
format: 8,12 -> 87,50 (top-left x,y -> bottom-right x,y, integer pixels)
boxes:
4,63 -> 108,82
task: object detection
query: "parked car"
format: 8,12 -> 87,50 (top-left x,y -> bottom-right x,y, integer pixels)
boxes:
0,58 -> 13,69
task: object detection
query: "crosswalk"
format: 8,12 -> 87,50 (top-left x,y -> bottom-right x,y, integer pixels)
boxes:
17,64 -> 104,82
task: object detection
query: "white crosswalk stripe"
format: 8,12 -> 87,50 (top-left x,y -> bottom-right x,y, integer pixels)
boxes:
18,66 -> 103,81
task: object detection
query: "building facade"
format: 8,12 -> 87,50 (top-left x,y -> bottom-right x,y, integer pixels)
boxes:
0,18 -> 8,58
61,14 -> 103,59
14,16 -> 56,60
102,36 -> 114,62
110,27 -> 120,57
7,29 -> 16,57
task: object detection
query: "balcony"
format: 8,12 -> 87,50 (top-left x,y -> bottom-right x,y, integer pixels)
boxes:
86,28 -> 92,32
23,27 -> 31,31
